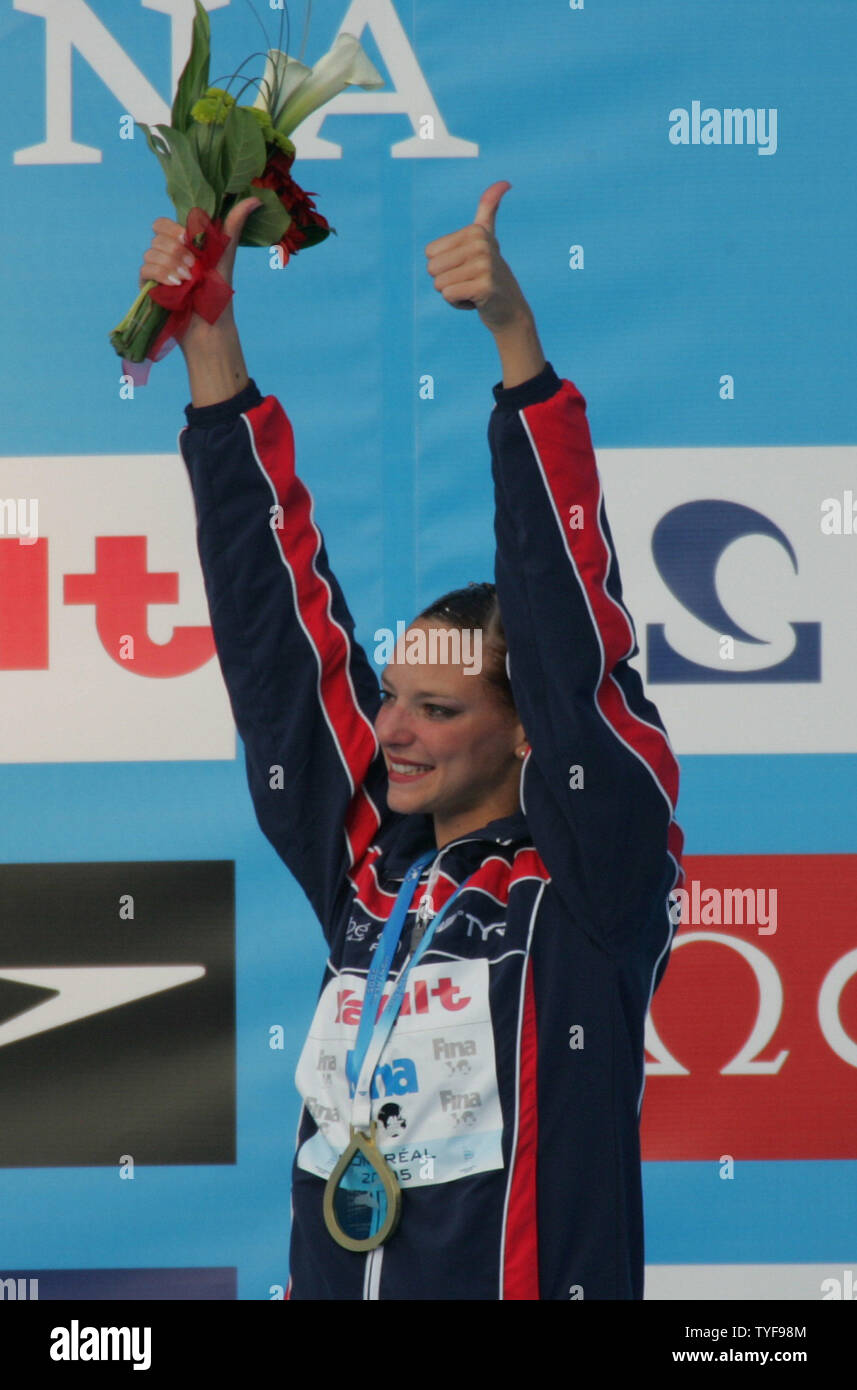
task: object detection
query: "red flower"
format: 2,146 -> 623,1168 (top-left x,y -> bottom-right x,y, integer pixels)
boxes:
251,150 -> 331,266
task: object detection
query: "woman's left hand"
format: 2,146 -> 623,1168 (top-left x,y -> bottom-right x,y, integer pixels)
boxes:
425,181 -> 532,334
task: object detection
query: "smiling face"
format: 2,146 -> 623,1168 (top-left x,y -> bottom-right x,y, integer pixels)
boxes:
375,620 -> 526,847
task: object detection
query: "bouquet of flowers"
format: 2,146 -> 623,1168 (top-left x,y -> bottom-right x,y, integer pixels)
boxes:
110,0 -> 382,379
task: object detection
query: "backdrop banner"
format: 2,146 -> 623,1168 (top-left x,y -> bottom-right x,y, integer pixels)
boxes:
1,0 -> 854,1303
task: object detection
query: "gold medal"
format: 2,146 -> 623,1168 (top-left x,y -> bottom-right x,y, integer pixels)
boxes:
322,1123 -> 402,1252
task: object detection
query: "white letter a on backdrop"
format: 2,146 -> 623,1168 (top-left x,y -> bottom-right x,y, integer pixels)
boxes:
294,0 -> 478,159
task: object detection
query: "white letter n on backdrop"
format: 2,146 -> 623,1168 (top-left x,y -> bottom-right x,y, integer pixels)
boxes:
294,0 -> 478,159
13,0 -> 230,165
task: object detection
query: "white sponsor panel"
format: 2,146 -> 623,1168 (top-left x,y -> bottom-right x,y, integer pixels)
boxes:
0,454 -> 234,762
7,444 -> 855,761
645,1263 -> 857,1300
295,959 -> 504,1188
598,445 -> 857,753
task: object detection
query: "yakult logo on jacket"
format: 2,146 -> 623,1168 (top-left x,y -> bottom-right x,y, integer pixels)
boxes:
334,976 -> 472,1025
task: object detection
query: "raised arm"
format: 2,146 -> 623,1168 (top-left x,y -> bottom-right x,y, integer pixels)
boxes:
425,188 -> 683,958
142,203 -> 390,933
424,181 -> 546,390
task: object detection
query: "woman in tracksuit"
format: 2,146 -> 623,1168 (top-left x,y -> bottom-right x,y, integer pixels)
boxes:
141,180 -> 683,1300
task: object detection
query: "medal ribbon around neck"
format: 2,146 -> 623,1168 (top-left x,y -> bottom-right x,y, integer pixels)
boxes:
322,848 -> 473,1251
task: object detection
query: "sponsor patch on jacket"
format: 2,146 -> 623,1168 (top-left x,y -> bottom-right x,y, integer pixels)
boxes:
295,959 -> 503,1187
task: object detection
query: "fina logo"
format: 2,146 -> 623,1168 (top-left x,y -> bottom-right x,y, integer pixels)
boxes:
646,500 -> 821,684
345,1049 -> 419,1100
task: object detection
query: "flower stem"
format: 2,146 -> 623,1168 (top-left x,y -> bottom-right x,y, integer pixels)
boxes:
114,279 -> 156,331
110,280 -> 170,363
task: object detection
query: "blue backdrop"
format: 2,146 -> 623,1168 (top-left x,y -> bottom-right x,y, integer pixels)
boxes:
1,0 -> 855,1300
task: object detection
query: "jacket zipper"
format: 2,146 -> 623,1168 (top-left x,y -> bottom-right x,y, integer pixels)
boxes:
364,1246 -> 383,1299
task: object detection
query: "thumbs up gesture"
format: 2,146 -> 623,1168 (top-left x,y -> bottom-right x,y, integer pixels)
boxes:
425,181 -> 531,335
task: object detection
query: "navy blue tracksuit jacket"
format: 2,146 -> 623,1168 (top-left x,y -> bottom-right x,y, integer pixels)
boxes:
179,360 -> 683,1300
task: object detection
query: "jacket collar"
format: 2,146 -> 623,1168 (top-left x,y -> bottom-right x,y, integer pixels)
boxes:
379,808 -> 531,881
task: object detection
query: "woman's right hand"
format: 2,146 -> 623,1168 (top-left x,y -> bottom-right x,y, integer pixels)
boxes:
139,214 -> 196,290
138,195 -> 263,294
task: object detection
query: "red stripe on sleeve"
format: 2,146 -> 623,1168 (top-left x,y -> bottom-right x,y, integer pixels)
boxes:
344,785 -> 384,873
522,386 -> 681,815
348,846 -> 399,919
244,398 -> 380,860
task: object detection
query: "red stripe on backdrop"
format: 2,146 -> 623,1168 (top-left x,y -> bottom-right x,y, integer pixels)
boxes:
503,960 -> 540,1300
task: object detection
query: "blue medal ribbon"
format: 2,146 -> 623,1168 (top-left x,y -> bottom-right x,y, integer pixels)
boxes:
346,849 -> 472,1132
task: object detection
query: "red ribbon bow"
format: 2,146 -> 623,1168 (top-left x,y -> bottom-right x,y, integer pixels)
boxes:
147,207 -> 233,361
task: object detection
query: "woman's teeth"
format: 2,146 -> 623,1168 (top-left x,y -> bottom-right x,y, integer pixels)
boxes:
389,761 -> 432,775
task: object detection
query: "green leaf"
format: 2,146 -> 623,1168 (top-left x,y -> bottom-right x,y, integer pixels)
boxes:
298,223 -> 330,249
239,186 -> 291,247
171,0 -> 211,134
189,120 -> 225,200
141,121 -> 175,181
221,106 -> 268,195
142,123 -> 216,223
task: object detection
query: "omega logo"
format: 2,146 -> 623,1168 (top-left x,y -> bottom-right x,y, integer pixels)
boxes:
646,936 -> 857,1075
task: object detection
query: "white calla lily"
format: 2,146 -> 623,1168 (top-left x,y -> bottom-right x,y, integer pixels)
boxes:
253,49 -> 313,125
269,32 -> 385,137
